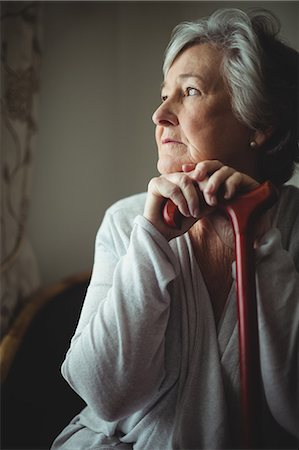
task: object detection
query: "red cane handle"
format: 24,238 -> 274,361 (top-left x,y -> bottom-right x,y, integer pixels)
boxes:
221,181 -> 278,234
163,199 -> 182,229
162,181 -> 278,229
163,198 -> 184,229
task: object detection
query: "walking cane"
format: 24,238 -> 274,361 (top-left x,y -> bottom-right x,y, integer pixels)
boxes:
163,181 -> 278,449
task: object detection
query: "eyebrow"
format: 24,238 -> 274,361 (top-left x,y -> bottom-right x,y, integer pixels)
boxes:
161,73 -> 206,90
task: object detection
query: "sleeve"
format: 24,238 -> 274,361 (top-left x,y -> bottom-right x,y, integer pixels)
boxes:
255,227 -> 299,438
61,210 -> 180,422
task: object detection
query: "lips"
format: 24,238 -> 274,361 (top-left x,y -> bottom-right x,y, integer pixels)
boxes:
162,138 -> 184,145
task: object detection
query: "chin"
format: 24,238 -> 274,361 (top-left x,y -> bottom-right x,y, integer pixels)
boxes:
157,159 -> 181,175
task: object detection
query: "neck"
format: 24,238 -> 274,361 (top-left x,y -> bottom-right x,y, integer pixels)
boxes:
189,216 -> 234,326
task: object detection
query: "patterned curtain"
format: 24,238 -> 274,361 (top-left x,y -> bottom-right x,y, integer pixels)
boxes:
1,2 -> 42,337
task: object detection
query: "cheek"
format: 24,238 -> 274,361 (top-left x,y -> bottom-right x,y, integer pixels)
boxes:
184,107 -> 244,148
180,114 -> 205,148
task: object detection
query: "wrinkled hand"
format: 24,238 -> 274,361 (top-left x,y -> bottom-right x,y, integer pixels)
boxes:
144,160 -> 266,242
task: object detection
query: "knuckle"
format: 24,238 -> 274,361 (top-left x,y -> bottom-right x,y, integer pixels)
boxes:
170,185 -> 181,197
180,174 -> 192,189
148,177 -> 159,189
200,161 -> 208,169
233,171 -> 242,180
221,165 -> 229,172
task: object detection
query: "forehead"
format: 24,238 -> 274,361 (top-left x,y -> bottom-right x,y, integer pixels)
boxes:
164,43 -> 224,86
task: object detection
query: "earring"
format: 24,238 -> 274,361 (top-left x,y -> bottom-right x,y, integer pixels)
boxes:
250,141 -> 257,149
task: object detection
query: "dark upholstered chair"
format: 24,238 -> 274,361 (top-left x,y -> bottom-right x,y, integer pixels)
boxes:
1,272 -> 90,449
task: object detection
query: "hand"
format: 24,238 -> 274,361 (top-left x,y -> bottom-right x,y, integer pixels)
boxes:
144,165 -> 213,241
187,160 -> 259,205
144,160 -> 268,242
190,160 -> 274,247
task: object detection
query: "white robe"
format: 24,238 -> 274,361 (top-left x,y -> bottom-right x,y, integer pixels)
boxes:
52,185 -> 299,449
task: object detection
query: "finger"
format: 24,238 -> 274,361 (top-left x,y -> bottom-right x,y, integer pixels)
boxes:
191,160 -> 223,181
162,173 -> 203,218
223,171 -> 244,199
182,163 -> 196,173
204,165 -> 236,205
224,172 -> 259,200
148,176 -> 190,217
192,161 -> 260,205
174,173 -> 202,218
150,173 -> 206,218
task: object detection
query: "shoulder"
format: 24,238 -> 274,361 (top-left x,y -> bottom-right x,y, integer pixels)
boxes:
105,192 -> 147,232
106,192 -> 147,219
95,193 -> 147,255
278,183 -> 299,205
275,184 -> 299,226
275,183 -> 299,265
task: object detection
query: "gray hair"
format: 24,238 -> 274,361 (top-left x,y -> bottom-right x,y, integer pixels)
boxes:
163,8 -> 299,185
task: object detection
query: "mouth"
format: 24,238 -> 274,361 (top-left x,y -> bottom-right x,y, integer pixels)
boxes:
162,138 -> 184,145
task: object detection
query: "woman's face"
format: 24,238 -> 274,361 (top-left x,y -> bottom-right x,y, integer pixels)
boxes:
153,43 -> 256,176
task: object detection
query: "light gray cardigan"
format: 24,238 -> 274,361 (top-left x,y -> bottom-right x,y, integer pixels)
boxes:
52,185 -> 299,450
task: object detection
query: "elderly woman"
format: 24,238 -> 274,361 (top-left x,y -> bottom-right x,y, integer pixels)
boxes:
52,8 -> 298,450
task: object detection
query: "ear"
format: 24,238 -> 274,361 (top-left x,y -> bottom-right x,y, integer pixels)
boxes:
252,127 -> 274,148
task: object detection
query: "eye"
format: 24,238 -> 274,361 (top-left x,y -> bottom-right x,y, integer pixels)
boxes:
161,94 -> 168,102
185,87 -> 200,97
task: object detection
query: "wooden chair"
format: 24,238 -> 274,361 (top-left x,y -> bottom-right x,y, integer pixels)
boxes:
0,272 -> 90,449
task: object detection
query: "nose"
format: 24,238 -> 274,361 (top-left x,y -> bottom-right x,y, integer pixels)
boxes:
152,100 -> 178,127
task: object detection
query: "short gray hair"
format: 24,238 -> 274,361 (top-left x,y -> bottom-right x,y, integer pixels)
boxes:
163,8 -> 299,185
